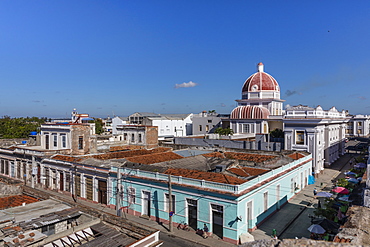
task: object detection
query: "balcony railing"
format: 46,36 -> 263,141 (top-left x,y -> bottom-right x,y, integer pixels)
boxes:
112,154 -> 312,195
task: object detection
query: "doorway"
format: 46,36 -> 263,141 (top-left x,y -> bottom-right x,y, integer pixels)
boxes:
246,201 -> 253,230
86,177 -> 93,201
142,191 -> 151,216
211,204 -> 223,239
59,172 -> 64,191
187,199 -> 198,230
45,135 -> 49,149
98,180 -> 107,204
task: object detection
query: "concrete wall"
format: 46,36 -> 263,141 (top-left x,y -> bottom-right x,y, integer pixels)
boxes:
173,137 -> 282,152
0,139 -> 28,148
0,181 -> 22,196
192,116 -> 221,135
146,126 -> 158,149
71,125 -> 91,155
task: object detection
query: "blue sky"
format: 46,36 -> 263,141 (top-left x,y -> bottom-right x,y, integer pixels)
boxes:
1,1 -> 370,118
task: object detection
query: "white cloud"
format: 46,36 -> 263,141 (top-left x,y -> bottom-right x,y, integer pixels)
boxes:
175,81 -> 198,89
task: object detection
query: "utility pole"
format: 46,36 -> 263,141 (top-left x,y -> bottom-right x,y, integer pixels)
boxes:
168,174 -> 173,232
31,156 -> 36,188
73,165 -> 78,202
116,166 -> 121,216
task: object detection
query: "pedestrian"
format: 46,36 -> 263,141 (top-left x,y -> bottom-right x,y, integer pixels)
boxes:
313,188 -> 317,197
202,224 -> 209,239
272,229 -> 277,239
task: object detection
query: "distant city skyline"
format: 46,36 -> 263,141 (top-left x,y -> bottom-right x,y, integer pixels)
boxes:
1,1 -> 370,118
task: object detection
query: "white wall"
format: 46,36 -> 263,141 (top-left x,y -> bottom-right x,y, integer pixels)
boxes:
112,117 -> 128,135
153,115 -> 193,138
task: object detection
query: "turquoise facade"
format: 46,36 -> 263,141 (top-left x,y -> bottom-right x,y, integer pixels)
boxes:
0,147 -> 312,244
109,154 -> 312,243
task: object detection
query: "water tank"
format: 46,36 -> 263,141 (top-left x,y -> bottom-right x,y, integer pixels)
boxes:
30,131 -> 37,136
22,141 -> 27,144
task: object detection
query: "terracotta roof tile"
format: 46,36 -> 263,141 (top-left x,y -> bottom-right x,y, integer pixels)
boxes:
228,167 -> 269,177
288,152 -> 305,160
0,195 -> 39,210
333,236 -> 352,243
53,155 -> 83,163
91,147 -> 171,160
224,152 -> 275,162
164,168 -> 246,185
202,152 -> 225,158
109,145 -> 144,152
126,152 -> 183,165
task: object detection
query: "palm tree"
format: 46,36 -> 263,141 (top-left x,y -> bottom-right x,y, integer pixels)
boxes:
215,127 -> 234,138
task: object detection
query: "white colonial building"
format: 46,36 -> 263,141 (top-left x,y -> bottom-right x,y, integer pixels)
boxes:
346,114 -> 370,137
229,62 -> 284,139
112,116 -> 129,135
227,63 -> 348,175
141,113 -> 193,139
284,105 -> 347,174
112,112 -> 193,140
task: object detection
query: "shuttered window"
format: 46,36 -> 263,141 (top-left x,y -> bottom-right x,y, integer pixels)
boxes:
65,173 -> 70,192
86,177 -> 93,201
75,175 -> 81,197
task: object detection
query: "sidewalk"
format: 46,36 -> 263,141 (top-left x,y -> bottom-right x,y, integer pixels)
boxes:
251,153 -> 354,241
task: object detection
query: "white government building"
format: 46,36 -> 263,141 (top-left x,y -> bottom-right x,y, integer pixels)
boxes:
228,63 -> 348,176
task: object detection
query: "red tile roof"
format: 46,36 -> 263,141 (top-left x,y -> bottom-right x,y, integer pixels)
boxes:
224,152 -> 275,162
91,147 -> 171,160
0,195 -> 39,210
109,145 -> 144,152
126,152 -> 183,165
164,168 -> 246,185
333,236 -> 352,243
130,157 -> 312,196
53,155 -> 83,163
287,152 -> 305,160
228,167 -> 269,177
202,152 -> 226,158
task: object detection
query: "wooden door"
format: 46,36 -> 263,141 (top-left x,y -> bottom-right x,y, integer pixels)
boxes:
45,135 -> 49,149
75,175 -> 81,197
86,177 -> 93,201
98,180 -> 107,204
59,172 -> 64,191
45,169 -> 50,187
17,161 -> 21,179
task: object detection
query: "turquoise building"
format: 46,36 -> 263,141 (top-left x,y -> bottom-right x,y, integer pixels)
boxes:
0,146 -> 312,245
109,152 -> 312,244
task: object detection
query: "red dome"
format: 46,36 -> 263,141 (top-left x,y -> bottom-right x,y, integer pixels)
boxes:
230,106 -> 270,119
242,63 -> 279,93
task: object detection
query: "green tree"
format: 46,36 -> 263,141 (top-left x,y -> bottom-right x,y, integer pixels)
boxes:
0,116 -> 46,139
215,127 -> 234,136
94,118 -> 104,135
270,128 -> 284,138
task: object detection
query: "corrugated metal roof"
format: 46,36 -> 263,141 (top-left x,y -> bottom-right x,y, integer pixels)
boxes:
174,149 -> 213,157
